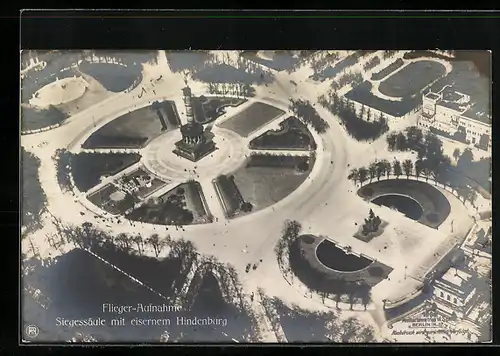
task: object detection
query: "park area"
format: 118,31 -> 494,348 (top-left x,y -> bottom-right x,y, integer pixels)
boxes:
78,61 -> 142,92
116,168 -> 168,199
217,102 -> 285,137
378,60 -> 447,98
289,235 -> 393,293
82,101 -> 180,149
344,81 -> 421,117
87,184 -> 138,215
21,105 -> 69,132
358,179 -> 451,228
249,117 -> 316,150
125,181 -> 209,225
231,154 -> 315,213
70,152 -> 142,192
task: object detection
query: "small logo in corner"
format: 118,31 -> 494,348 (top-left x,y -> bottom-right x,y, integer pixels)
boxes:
25,324 -> 39,339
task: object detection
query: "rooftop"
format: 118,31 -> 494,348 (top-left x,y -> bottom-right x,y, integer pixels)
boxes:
437,268 -> 475,296
462,104 -> 491,125
425,92 -> 440,100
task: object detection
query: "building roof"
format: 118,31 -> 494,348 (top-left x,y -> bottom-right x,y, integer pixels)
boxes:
441,268 -> 472,287
436,267 -> 476,297
426,92 -> 440,100
462,104 -> 491,125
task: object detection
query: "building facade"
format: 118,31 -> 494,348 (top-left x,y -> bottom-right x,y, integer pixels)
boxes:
433,268 -> 477,318
418,85 -> 491,150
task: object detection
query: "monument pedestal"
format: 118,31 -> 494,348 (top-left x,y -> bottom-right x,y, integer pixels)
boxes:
173,139 -> 217,162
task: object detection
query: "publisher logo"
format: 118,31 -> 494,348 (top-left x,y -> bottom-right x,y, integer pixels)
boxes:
25,325 -> 39,339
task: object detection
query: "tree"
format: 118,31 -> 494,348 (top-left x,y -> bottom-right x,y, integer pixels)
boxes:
453,148 -> 461,162
405,126 -> 423,147
402,159 -> 414,179
283,220 -> 302,245
380,159 -> 391,179
375,162 -> 385,181
358,167 -> 369,186
348,168 -> 360,185
458,147 -> 474,170
467,189 -> 478,207
131,234 -> 143,254
368,162 -> 378,182
392,160 -> 402,178
415,159 -> 424,179
116,233 -> 131,250
421,163 -> 432,182
386,133 -> 398,151
146,233 -> 165,257
395,132 -> 407,150
456,185 -> 470,203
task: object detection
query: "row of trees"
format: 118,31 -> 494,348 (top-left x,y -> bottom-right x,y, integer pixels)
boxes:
318,91 -> 389,141
274,220 -> 302,269
348,156 -> 479,206
275,221 -> 374,311
205,81 -> 255,98
56,221 -> 177,258
288,99 -> 329,134
382,50 -> 397,60
21,148 -> 47,233
53,148 -> 73,192
363,56 -> 381,71
331,71 -> 364,91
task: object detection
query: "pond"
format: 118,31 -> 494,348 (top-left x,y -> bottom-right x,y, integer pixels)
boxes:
372,194 -> 423,221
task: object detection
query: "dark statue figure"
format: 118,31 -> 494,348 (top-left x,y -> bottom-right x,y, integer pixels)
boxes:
362,209 -> 382,235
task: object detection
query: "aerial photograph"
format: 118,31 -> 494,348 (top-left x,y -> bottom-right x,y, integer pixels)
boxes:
20,50 -> 492,343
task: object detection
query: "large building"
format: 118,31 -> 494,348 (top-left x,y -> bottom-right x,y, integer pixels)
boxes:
432,267 -> 478,318
418,84 -> 491,150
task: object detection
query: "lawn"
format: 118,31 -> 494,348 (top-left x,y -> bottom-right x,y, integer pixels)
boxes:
21,105 -> 69,132
21,148 -> 47,231
371,58 -> 405,81
231,155 -> 315,212
249,116 -> 316,150
70,152 -> 141,192
217,102 -> 285,137
78,61 -> 142,92
378,60 -> 447,98
344,81 -> 421,117
82,101 -> 179,149
87,184 -> 138,215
